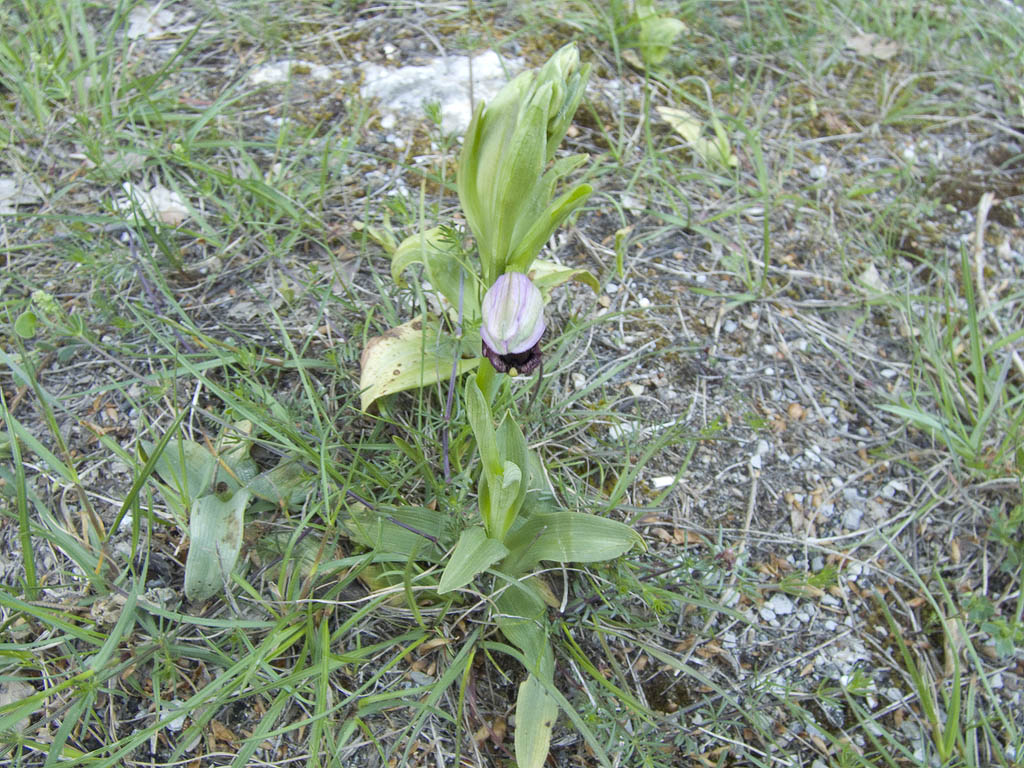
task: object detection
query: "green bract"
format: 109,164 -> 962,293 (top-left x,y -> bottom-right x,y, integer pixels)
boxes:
457,43 -> 593,287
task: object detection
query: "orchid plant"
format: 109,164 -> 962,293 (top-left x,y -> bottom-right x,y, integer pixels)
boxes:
357,44 -> 643,768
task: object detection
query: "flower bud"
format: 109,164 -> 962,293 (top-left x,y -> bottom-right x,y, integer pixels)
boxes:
480,272 -> 545,374
458,44 -> 591,286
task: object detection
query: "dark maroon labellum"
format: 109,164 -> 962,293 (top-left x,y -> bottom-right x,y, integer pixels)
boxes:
483,339 -> 543,375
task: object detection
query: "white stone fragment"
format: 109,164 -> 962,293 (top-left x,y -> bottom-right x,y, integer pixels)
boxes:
0,175 -> 46,214
117,183 -> 189,226
250,59 -> 332,85
842,507 -> 864,530
608,421 -> 639,440
360,50 -> 519,134
0,681 -> 35,733
721,587 -> 740,608
766,593 -> 795,615
162,700 -> 188,732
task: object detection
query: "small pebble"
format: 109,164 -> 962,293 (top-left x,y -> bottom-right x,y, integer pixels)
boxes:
766,593 -> 795,615
843,507 -> 864,530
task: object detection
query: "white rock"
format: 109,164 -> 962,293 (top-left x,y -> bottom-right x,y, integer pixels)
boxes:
162,700 -> 187,732
843,507 -> 864,530
766,593 -> 795,615
0,681 -> 35,733
608,421 -> 639,440
250,59 -> 331,85
361,51 -> 519,134
759,606 -> 777,623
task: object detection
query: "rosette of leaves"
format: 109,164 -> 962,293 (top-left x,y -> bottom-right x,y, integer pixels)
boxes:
145,421 -> 312,601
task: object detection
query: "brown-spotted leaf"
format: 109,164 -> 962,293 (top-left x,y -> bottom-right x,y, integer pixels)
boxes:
359,317 -> 480,411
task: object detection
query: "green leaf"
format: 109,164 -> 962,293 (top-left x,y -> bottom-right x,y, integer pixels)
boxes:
491,413 -> 529,537
494,576 -> 551,672
479,460 -> 523,540
506,183 -> 592,274
344,504 -> 446,560
493,101 -> 547,273
437,526 -> 509,594
514,674 -> 559,768
528,258 -> 600,298
505,511 -> 643,570
14,310 -> 38,338
246,460 -> 311,507
633,0 -> 688,67
185,489 -> 250,601
149,439 -> 218,503
390,227 -> 478,318
656,105 -> 738,169
465,378 -> 501,476
359,317 -> 480,411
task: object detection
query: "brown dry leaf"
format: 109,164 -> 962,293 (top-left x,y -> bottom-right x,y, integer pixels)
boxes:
210,719 -> 237,745
419,636 -> 451,653
845,33 -> 902,60
489,717 -> 507,745
672,528 -> 710,547
943,615 -> 969,677
821,110 -> 853,134
653,527 -> 673,543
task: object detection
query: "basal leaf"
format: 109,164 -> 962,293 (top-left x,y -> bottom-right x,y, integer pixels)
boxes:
344,503 -> 446,560
504,511 -> 643,570
246,460 -> 311,507
359,317 -> 480,411
150,439 -> 218,503
514,674 -> 559,768
438,526 -> 509,594
185,489 -> 250,601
